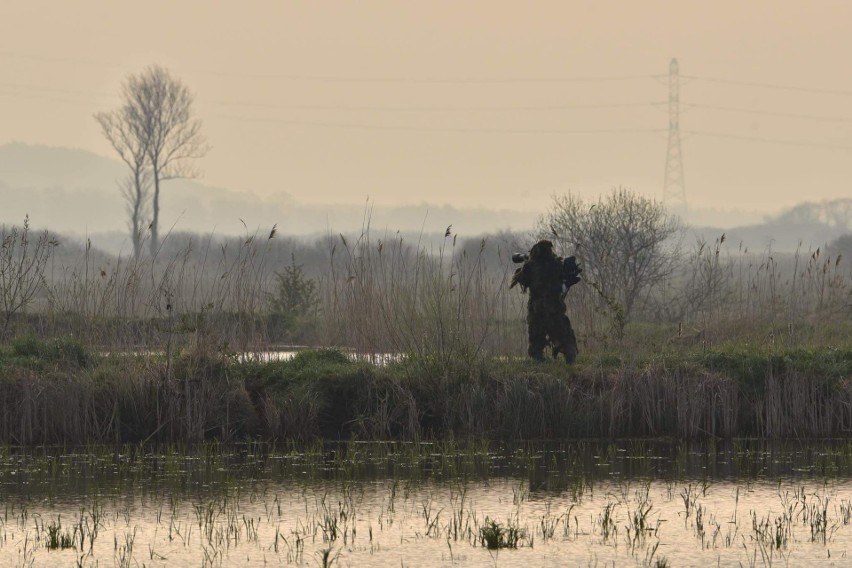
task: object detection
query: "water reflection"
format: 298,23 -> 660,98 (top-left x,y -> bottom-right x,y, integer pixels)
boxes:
1,440 -> 852,566
237,350 -> 401,365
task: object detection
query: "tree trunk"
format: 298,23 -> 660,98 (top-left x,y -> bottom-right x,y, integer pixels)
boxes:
131,170 -> 143,259
150,167 -> 160,256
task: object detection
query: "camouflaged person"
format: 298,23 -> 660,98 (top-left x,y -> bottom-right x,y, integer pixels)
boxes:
510,239 -> 581,363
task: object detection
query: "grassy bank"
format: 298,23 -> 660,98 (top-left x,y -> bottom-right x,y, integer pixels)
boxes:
1,337 -> 851,445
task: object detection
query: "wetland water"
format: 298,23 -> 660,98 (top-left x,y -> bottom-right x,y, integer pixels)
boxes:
2,440 -> 852,567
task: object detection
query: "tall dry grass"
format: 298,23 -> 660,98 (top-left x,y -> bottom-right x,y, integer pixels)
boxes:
652,236 -> 850,348
1,217 -> 849,360
316,228 -> 518,362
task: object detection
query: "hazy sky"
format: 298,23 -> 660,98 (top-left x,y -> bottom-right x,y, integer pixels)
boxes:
2,1 -> 851,215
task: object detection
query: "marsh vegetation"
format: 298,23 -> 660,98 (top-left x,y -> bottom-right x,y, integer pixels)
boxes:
3,441 -> 852,567
1,198 -> 851,443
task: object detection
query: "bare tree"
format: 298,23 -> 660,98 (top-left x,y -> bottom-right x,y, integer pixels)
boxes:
0,217 -> 58,339
120,172 -> 151,257
94,108 -> 150,258
103,65 -> 208,256
541,188 -> 680,320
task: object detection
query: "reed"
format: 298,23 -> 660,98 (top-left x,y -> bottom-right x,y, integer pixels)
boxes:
1,339 -> 851,444
1,216 -> 851,446
3,216 -> 850,361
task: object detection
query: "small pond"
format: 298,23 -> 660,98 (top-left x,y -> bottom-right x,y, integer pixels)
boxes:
1,439 -> 851,567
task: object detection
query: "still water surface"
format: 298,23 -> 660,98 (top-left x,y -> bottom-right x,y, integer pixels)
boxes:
1,440 -> 852,567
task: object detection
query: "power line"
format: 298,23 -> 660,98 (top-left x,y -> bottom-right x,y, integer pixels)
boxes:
685,130 -> 852,150
4,48 -> 851,94
0,81 -> 118,100
0,50 -> 655,84
0,88 -> 112,107
209,113 -> 665,134
685,102 -> 852,123
202,71 -> 656,84
205,100 -> 666,112
2,58 -> 850,147
0,80 -> 665,113
8,48 -> 850,95
0,50 -> 126,69
683,75 -> 852,97
1,85 -> 848,146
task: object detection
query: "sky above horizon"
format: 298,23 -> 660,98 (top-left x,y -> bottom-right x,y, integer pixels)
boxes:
2,1 -> 851,215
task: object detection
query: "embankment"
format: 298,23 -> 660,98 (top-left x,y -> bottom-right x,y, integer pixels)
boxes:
1,337 -> 851,444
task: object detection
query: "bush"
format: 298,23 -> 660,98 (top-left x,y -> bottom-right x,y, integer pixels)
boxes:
267,254 -> 318,343
541,188 -> 680,321
0,217 -> 58,339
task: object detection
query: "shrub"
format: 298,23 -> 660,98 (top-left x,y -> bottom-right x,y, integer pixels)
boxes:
268,254 -> 318,343
541,188 -> 680,321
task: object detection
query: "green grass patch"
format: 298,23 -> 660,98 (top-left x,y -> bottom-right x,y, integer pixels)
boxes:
0,334 -> 92,371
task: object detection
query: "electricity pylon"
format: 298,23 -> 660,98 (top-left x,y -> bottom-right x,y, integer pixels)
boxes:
663,58 -> 687,215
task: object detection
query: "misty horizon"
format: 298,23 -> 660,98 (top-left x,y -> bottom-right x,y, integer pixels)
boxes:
2,2 -> 852,259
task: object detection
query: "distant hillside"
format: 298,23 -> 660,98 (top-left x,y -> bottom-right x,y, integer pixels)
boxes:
0,143 -> 126,189
734,222 -> 845,252
689,198 -> 851,252
2,143 -> 847,254
689,222 -> 845,253
0,143 -> 538,239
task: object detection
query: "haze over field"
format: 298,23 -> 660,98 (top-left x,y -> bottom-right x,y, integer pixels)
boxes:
1,1 -> 851,244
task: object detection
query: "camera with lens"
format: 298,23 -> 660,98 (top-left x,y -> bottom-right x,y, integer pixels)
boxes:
512,250 -> 583,289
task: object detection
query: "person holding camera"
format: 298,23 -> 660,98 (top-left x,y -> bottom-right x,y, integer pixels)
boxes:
510,239 -> 581,363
